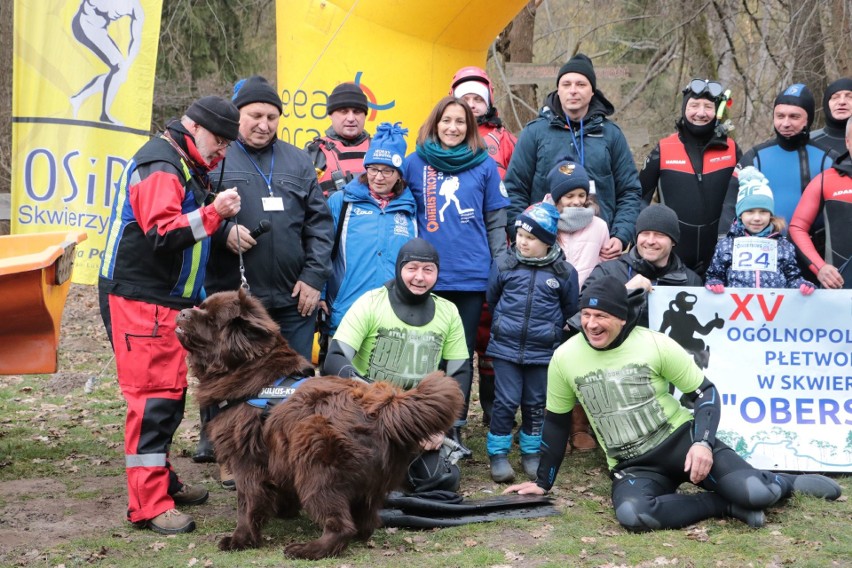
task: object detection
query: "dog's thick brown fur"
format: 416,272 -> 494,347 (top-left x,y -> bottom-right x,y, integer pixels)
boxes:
175,289 -> 462,559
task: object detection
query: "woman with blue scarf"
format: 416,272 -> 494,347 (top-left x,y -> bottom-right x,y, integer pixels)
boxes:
403,96 -> 510,453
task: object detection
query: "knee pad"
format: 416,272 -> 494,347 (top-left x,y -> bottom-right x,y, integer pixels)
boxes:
718,471 -> 782,509
614,498 -> 661,532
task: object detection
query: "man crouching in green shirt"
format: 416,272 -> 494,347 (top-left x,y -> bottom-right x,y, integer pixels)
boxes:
504,276 -> 842,530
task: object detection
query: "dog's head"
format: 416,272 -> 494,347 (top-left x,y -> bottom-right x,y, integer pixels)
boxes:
176,289 -> 281,375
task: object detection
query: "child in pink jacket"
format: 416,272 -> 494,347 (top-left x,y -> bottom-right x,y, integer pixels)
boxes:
544,160 -> 609,287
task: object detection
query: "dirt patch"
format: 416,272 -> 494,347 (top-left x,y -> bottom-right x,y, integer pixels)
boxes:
0,284 -> 237,561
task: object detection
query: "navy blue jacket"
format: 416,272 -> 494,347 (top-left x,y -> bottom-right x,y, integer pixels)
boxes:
485,247 -> 579,365
504,91 -> 642,246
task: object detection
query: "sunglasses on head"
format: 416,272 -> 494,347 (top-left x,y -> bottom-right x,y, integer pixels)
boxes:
684,79 -> 724,99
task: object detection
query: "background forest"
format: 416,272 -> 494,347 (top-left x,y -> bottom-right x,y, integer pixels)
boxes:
1,0 -> 851,211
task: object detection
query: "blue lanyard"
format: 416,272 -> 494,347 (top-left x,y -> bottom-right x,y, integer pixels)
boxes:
568,119 -> 584,166
237,141 -> 275,196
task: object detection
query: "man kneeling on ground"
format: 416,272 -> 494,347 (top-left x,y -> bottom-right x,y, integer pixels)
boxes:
504,276 -> 842,530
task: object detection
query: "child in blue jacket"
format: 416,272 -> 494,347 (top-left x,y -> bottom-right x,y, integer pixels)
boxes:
486,202 -> 579,483
705,166 -> 814,295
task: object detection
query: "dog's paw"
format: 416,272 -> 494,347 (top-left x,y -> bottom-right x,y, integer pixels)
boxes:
219,535 -> 255,551
284,541 -> 335,560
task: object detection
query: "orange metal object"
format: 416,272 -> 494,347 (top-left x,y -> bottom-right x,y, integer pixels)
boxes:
0,231 -> 88,374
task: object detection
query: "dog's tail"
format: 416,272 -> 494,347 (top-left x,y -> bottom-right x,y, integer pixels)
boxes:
369,372 -> 463,449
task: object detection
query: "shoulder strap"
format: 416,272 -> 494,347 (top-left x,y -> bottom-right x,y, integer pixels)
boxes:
332,200 -> 350,261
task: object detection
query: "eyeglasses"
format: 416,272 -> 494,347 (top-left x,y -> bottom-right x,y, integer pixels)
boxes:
366,166 -> 396,178
684,79 -> 724,99
198,124 -> 230,149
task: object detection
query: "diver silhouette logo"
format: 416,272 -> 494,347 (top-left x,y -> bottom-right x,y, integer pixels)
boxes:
658,291 -> 724,369
70,0 -> 144,125
437,176 -> 474,222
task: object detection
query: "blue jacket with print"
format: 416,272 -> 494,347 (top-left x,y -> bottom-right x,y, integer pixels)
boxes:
485,247 -> 579,364
325,178 -> 417,334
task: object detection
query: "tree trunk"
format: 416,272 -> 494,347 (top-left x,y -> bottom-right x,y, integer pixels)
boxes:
495,0 -> 540,133
789,0 -> 827,126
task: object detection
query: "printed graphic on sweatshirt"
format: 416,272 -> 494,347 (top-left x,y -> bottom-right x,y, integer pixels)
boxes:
437,176 -> 474,222
574,363 -> 670,461
368,327 -> 444,389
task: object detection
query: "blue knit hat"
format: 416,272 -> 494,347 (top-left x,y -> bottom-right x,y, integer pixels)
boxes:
364,122 -> 408,173
548,160 -> 591,203
515,202 -> 559,246
735,166 -> 775,217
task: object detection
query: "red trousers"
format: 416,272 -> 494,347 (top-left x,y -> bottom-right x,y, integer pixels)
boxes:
108,295 -> 188,522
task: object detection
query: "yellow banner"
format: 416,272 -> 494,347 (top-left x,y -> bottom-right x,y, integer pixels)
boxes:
12,0 -> 163,284
275,0 -> 526,148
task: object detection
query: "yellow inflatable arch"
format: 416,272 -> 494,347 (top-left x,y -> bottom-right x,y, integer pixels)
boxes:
275,0 -> 527,147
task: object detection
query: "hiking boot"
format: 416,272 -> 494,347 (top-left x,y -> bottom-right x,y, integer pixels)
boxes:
728,504 -> 765,528
220,463 -> 236,491
147,508 -> 196,534
489,454 -> 515,483
520,453 -> 540,481
171,483 -> 209,506
791,474 -> 842,500
570,406 -> 597,452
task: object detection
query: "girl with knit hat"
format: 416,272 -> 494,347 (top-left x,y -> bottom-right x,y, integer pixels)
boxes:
705,166 -> 815,294
543,160 -> 609,286
485,202 -> 580,483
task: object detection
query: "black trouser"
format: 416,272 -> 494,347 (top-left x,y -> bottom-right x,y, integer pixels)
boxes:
610,423 -> 793,531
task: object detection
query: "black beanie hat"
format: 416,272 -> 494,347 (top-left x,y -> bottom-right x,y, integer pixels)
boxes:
327,83 -> 369,115
232,75 -> 283,113
635,204 -> 680,244
580,276 -> 628,320
557,53 -> 596,91
823,77 -> 852,127
185,96 -> 240,141
774,84 -> 815,129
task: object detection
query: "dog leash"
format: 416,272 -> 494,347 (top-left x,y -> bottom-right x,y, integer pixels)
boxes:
232,215 -> 251,292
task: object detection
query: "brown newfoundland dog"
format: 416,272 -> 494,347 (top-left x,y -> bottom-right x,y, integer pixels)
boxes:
175,289 -> 462,559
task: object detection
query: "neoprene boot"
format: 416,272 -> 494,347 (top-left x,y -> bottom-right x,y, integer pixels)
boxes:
570,404 -> 597,452
192,406 -> 217,463
520,453 -> 541,481
489,454 -> 515,483
447,426 -> 472,459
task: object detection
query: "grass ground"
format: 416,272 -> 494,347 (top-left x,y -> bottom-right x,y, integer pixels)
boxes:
0,284 -> 849,567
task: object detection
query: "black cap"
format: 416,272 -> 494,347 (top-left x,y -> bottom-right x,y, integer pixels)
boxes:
580,276 -> 628,320
232,75 -> 282,113
327,83 -> 369,115
635,204 -> 680,244
557,53 -> 596,91
185,96 -> 240,141
823,77 -> 852,126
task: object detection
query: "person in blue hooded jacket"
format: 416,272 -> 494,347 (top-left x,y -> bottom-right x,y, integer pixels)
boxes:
322,122 -> 417,335
503,53 -> 641,259
485,202 -> 579,483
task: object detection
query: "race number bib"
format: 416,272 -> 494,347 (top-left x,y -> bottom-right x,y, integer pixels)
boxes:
731,237 -> 778,272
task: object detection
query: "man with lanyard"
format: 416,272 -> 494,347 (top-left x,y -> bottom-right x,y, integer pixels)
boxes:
305,83 -> 372,197
504,53 -> 641,258
640,78 -> 741,276
583,204 -> 701,328
504,276 -> 842,531
206,75 -> 333,363
98,96 -> 243,534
